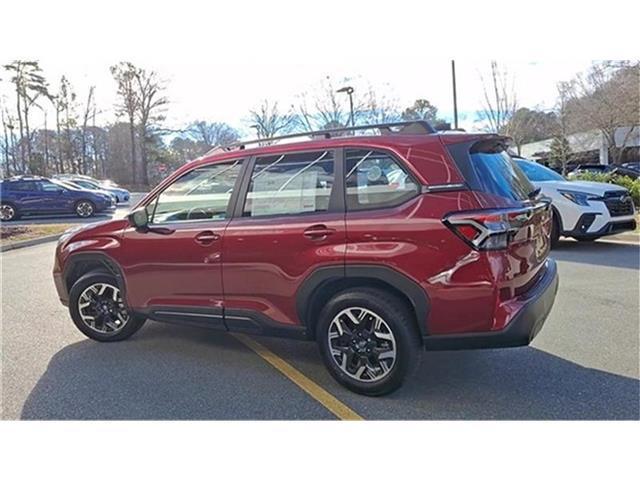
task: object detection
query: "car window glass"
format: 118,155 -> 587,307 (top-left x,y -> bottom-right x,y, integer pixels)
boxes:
39,181 -> 63,192
149,160 -> 243,223
7,181 -> 36,191
515,160 -> 565,182
345,149 -> 418,210
243,150 -> 335,217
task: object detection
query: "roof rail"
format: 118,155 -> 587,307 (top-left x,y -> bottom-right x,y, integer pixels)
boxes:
206,120 -> 436,156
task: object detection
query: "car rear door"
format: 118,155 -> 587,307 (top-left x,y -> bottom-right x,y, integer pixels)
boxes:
222,148 -> 346,334
118,159 -> 245,327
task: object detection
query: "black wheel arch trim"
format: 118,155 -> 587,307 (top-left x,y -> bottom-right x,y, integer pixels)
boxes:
550,204 -> 563,232
296,264 -> 431,337
62,252 -> 127,305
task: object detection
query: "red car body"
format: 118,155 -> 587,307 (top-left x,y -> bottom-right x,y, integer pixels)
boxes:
54,129 -> 558,352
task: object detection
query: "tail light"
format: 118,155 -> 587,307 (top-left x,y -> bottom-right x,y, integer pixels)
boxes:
444,202 -> 551,251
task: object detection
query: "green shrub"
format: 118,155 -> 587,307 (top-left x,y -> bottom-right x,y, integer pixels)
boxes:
571,172 -> 640,206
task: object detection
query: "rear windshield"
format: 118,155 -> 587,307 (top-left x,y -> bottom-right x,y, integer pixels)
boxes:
470,151 -> 535,201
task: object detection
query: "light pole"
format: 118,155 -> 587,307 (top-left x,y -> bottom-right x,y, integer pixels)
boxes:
451,60 -> 459,130
336,86 -> 355,127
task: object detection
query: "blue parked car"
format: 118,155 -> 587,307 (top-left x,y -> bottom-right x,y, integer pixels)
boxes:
0,176 -> 115,221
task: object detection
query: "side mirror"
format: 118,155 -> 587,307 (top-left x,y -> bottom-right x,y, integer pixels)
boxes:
127,207 -> 149,230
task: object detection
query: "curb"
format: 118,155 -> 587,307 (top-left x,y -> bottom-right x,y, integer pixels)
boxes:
0,234 -> 61,252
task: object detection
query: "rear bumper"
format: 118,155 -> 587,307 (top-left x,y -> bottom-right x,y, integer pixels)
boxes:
423,258 -> 559,350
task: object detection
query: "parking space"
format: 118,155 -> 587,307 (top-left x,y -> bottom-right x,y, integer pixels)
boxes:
1,239 -> 638,420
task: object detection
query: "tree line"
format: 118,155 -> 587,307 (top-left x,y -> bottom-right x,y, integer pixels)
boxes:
1,60 -> 638,186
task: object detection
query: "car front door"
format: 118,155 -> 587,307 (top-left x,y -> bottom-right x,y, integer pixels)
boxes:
119,159 -> 244,328
222,149 -> 346,334
36,180 -> 72,212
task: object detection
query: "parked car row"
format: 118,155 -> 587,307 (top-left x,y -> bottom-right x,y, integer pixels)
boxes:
0,175 -> 130,221
53,174 -> 131,203
565,163 -> 640,179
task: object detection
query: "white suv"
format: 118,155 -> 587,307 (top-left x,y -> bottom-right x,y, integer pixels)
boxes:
515,159 -> 636,245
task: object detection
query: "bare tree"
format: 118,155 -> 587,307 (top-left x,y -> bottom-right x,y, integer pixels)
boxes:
188,121 -> 239,149
135,67 -> 168,185
111,62 -> 140,183
360,87 -> 400,125
80,86 -> 95,174
248,100 -> 297,142
401,99 -> 445,125
56,76 -> 78,173
479,61 -> 518,134
3,60 -> 49,171
1,99 -> 13,176
563,61 -> 640,164
504,107 -> 558,155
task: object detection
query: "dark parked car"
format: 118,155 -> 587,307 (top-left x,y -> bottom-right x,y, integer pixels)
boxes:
53,121 -> 558,395
0,176 -> 115,221
567,163 -> 639,179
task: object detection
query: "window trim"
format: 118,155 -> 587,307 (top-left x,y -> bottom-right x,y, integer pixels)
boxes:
232,148 -> 344,220
343,146 -> 421,213
142,158 -> 247,226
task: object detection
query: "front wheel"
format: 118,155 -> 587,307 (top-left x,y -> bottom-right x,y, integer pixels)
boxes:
69,272 -> 145,342
0,203 -> 19,221
75,200 -> 95,218
316,287 -> 421,396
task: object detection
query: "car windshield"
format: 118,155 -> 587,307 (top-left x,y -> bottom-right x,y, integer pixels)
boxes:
470,150 -> 535,201
51,179 -> 78,190
515,160 -> 565,182
74,180 -> 100,189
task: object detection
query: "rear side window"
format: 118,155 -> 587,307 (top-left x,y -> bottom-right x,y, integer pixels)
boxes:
345,149 -> 418,211
243,150 -> 335,217
469,150 -> 534,201
6,181 -> 37,191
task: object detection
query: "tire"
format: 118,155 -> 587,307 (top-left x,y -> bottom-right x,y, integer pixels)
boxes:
69,271 -> 145,342
316,287 -> 421,396
0,202 -> 19,221
550,211 -> 561,248
75,200 -> 96,218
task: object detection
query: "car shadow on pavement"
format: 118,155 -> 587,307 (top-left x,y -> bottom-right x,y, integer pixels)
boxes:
551,239 -> 639,270
20,323 -> 640,420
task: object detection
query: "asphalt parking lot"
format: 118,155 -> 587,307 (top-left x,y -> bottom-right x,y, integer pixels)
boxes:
1,237 -> 639,420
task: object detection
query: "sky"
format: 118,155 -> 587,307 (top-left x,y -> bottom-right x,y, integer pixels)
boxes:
0,58 -> 595,138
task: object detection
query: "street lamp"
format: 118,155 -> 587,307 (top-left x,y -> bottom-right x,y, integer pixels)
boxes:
336,86 -> 355,127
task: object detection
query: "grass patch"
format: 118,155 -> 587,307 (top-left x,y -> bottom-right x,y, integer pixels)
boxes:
1,224 -> 74,244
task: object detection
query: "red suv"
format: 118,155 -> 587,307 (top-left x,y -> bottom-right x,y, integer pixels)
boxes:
53,121 -> 559,395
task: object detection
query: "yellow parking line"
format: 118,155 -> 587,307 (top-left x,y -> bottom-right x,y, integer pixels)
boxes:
231,333 -> 363,420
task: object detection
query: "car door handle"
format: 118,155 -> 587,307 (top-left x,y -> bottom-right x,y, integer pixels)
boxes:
194,231 -> 220,245
303,225 -> 336,239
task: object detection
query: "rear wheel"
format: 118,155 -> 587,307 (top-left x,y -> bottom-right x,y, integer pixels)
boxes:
0,203 -> 19,221
316,287 -> 421,396
69,272 -> 145,342
75,200 -> 95,218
